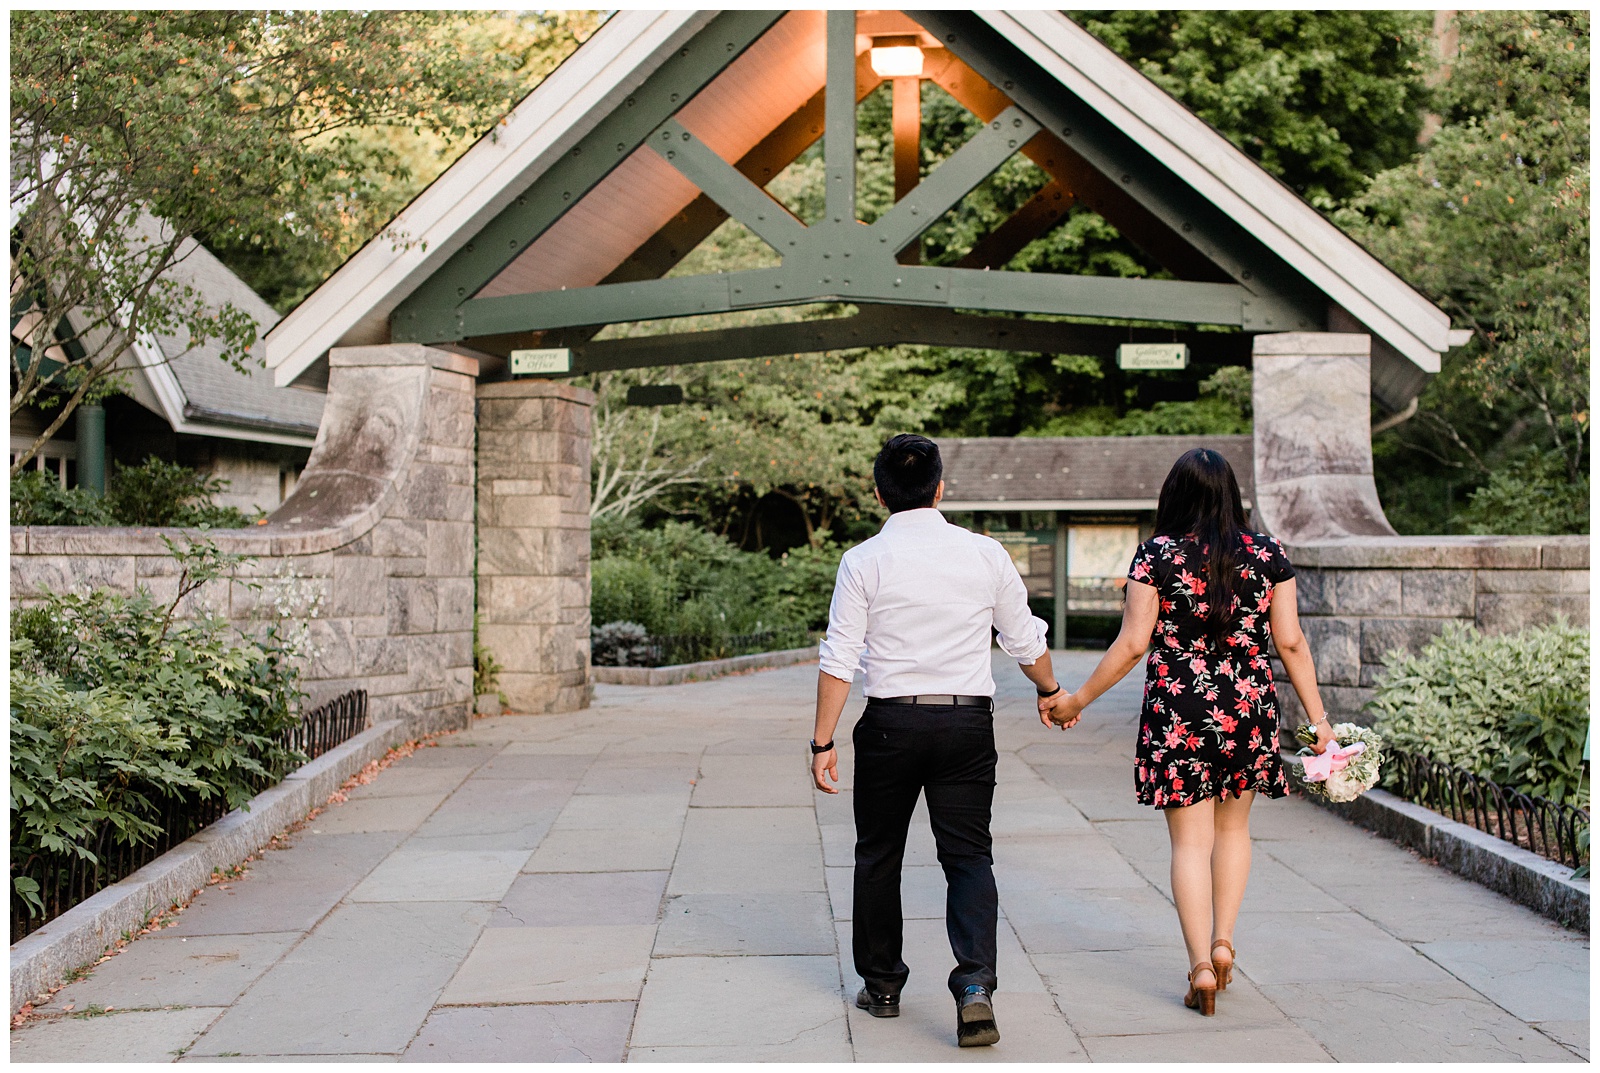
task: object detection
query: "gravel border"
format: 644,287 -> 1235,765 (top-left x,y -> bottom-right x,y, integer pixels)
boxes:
9,719 -> 407,1015
1300,781 -> 1589,931
592,646 -> 818,686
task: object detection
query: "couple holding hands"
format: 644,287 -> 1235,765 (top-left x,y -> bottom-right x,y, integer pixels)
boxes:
809,435 -> 1335,1047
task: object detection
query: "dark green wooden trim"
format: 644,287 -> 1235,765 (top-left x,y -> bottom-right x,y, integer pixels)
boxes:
911,11 -> 1324,333
392,10 -> 782,337
825,11 -> 858,224
448,260 -> 1250,337
648,119 -> 806,252
553,304 -> 1253,374
870,106 -> 1041,252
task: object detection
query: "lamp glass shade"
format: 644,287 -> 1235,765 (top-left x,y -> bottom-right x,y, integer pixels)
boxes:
870,45 -> 923,78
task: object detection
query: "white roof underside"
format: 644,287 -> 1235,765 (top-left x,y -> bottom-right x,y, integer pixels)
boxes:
266,9 -> 1452,387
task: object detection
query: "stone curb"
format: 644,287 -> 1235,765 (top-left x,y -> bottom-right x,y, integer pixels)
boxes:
9,719 -> 407,1015
1297,776 -> 1589,932
593,646 -> 818,687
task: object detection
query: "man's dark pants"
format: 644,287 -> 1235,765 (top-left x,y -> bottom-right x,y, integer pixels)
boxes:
851,700 -> 999,1000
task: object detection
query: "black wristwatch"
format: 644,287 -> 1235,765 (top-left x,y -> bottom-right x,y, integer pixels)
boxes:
1037,682 -> 1063,698
810,738 -> 835,754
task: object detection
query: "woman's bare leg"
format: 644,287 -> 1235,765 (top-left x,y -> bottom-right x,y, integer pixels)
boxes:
1164,799 -> 1217,983
1210,791 -> 1255,955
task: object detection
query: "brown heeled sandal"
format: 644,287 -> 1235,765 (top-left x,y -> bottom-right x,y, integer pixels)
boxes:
1184,963 -> 1217,1016
1211,939 -> 1235,991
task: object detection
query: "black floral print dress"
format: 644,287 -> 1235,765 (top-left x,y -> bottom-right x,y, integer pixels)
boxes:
1127,531 -> 1295,809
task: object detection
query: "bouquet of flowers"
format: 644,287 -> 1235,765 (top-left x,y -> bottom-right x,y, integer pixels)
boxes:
1292,722 -> 1384,803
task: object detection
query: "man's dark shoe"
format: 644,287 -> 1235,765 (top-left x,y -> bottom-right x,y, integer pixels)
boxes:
856,987 -> 900,1018
956,985 -> 1000,1047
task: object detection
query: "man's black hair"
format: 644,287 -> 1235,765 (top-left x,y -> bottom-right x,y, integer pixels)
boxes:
874,434 -> 943,512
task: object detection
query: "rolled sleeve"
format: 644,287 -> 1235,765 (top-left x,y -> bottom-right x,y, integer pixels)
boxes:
817,554 -> 868,682
990,545 -> 1049,665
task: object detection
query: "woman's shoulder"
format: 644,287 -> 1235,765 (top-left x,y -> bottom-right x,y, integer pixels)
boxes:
1239,530 -> 1290,553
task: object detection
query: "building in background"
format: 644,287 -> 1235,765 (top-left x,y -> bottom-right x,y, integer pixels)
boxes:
10,238 -> 322,514
936,435 -> 1254,645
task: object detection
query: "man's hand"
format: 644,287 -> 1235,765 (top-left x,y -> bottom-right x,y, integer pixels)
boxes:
1039,691 -> 1085,730
812,746 -> 839,793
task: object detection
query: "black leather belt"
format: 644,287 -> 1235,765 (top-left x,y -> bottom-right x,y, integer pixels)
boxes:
870,695 -> 993,709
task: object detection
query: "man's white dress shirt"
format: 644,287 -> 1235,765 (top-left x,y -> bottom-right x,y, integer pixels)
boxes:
818,508 -> 1050,698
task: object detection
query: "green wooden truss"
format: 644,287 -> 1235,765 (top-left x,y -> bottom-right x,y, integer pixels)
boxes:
390,11 -> 1326,373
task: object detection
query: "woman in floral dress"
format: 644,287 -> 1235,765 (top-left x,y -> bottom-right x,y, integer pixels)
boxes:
1041,448 -> 1333,1016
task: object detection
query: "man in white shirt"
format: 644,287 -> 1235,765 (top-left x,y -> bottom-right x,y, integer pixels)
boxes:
810,434 -> 1068,1048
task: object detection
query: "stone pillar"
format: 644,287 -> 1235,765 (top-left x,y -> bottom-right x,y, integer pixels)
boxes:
476,380 -> 596,714
1252,332 -> 1398,542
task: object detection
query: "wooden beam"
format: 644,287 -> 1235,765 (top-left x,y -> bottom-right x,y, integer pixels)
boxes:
921,47 -> 1232,284
957,179 -> 1074,269
557,304 -> 1253,374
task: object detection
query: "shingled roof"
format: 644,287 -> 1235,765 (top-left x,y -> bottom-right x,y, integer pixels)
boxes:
935,435 -> 1253,511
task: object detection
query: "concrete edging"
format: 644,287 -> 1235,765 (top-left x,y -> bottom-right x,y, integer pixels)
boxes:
1299,779 -> 1589,931
9,719 -> 408,1015
593,646 -> 818,687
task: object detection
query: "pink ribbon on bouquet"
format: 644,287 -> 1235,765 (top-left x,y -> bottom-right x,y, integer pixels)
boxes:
1300,740 -> 1366,782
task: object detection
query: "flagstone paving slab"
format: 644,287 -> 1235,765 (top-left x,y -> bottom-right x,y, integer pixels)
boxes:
654,891 -> 835,956
51,932 -> 302,1011
347,847 -> 529,903
438,924 -> 657,1004
160,831 -> 402,937
400,1002 -> 635,1062
630,955 -> 848,1050
1414,940 -> 1591,1023
12,652 -> 1588,1063
522,825 -> 682,873
1260,980 -> 1580,1062
490,871 -> 668,928
11,1008 -> 222,1063
188,902 -> 489,1056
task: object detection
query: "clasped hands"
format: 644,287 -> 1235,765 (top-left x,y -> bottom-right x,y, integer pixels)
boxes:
1038,688 -> 1084,731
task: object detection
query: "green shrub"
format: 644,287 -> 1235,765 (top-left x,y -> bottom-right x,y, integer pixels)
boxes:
9,457 -> 256,528
10,537 -> 308,920
104,457 -> 254,528
9,471 -> 114,526
1455,450 -> 1589,536
1368,620 -> 1590,804
771,535 -> 848,632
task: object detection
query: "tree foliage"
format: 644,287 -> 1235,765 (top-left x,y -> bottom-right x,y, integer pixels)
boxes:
9,11 -> 594,471
1341,11 -> 1589,527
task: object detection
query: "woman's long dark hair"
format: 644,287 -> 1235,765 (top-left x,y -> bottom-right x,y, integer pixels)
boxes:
1152,448 -> 1250,642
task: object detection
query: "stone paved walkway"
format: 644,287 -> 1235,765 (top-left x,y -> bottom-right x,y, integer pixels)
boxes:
11,652 -> 1589,1062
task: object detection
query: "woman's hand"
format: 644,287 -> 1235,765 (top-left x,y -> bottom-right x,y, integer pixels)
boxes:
1040,691 -> 1085,730
1308,717 -> 1336,755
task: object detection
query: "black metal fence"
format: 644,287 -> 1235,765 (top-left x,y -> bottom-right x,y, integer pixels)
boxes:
11,689 -> 369,944
1384,747 -> 1589,871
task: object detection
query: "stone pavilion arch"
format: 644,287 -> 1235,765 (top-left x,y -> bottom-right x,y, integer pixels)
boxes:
260,10 -> 1479,715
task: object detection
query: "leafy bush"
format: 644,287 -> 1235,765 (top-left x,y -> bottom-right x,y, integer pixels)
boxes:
104,457 -> 255,528
590,515 -> 850,663
771,535 -> 848,632
10,538 -> 309,921
9,471 -> 115,526
1455,450 -> 1589,536
9,457 -> 256,528
1368,620 -> 1590,804
591,621 -> 654,667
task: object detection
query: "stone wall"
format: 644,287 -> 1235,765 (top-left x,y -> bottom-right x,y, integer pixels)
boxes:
11,345 -> 478,736
1250,331 -> 1591,728
1274,536 -> 1590,725
476,380 -> 595,714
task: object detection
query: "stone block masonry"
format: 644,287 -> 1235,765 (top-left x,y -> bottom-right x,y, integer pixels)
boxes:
1274,536 -> 1589,725
11,346 -> 480,737
476,380 -> 596,714
1248,332 -> 1590,727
